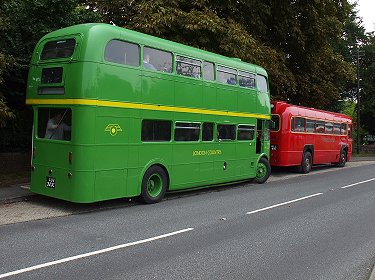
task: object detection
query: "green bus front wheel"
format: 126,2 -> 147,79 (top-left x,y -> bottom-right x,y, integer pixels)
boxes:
254,157 -> 271,184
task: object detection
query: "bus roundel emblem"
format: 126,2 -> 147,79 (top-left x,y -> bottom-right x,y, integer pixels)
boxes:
105,124 -> 123,136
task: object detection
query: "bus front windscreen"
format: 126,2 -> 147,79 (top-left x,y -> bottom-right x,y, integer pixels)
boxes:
271,115 -> 280,131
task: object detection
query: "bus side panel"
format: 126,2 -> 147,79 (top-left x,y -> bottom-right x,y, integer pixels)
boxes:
171,143 -> 201,190
238,89 -> 256,114
235,139 -> 257,177
174,76 -> 203,109
216,84 -> 238,112
287,133 -> 305,165
314,135 -> 329,164
96,64 -> 142,103
214,141 -> 239,182
94,169 -> 127,201
141,71 -> 175,106
256,91 -> 270,116
93,111 -> 142,200
202,81 -> 217,110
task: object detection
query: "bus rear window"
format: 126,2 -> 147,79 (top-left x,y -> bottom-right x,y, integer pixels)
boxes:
38,108 -> 72,141
41,39 -> 76,60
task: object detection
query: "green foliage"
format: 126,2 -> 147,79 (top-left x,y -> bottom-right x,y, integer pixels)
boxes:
126,0 -> 295,101
0,95 -> 15,128
360,34 -> 375,134
0,0 -> 100,148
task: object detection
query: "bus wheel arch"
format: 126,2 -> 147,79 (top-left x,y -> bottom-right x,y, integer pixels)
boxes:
299,146 -> 313,174
254,156 -> 271,184
140,164 -> 169,204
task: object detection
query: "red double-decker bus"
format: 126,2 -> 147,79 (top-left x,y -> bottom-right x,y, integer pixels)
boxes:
270,101 -> 352,173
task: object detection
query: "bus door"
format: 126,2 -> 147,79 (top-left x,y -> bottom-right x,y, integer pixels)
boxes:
256,119 -> 270,154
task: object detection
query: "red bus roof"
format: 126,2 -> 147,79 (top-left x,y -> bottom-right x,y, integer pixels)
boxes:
271,101 -> 352,123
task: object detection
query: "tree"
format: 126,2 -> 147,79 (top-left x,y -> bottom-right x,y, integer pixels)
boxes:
0,5 -> 15,127
359,34 -> 375,135
122,0 -> 295,101
0,0 -> 100,150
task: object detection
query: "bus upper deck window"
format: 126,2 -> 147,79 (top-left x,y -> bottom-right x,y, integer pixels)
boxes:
239,71 -> 256,88
41,39 -> 75,60
143,47 -> 172,73
104,40 -> 140,66
176,56 -> 201,78
256,75 -> 268,93
203,62 -> 214,81
217,66 -> 237,85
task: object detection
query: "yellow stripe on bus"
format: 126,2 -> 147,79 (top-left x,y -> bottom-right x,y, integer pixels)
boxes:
26,98 -> 271,120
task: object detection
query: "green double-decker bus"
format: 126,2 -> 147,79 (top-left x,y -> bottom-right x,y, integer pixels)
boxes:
26,23 -> 271,203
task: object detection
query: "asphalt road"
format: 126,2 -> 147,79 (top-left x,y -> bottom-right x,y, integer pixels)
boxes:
1,163 -> 375,279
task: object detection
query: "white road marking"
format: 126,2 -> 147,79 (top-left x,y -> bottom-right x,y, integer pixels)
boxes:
0,228 -> 194,279
341,178 -> 375,189
246,193 -> 324,215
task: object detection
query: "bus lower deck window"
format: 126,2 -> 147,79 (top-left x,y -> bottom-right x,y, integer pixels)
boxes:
202,122 -> 214,141
238,125 -> 255,141
218,124 -> 236,140
38,108 -> 72,141
141,120 -> 171,142
174,122 -> 200,141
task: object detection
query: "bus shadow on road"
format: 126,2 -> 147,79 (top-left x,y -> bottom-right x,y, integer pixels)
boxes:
17,162 -> 350,219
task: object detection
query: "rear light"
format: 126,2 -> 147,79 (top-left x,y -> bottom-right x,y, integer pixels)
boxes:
271,144 -> 278,151
68,151 -> 72,164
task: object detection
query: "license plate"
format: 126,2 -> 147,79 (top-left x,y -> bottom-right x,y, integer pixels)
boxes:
46,177 -> 56,188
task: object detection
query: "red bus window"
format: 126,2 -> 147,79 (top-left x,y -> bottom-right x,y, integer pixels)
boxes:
306,119 -> 315,133
294,117 -> 305,132
316,121 -> 325,133
271,115 -> 280,131
325,122 -> 333,134
333,123 -> 341,135
348,124 -> 353,139
341,123 -> 347,135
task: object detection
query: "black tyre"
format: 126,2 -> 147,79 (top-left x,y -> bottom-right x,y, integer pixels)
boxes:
335,150 -> 347,167
298,151 -> 312,174
140,166 -> 168,204
254,157 -> 271,184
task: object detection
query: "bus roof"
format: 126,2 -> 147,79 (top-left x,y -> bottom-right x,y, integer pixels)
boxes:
34,23 -> 267,76
271,101 -> 352,122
